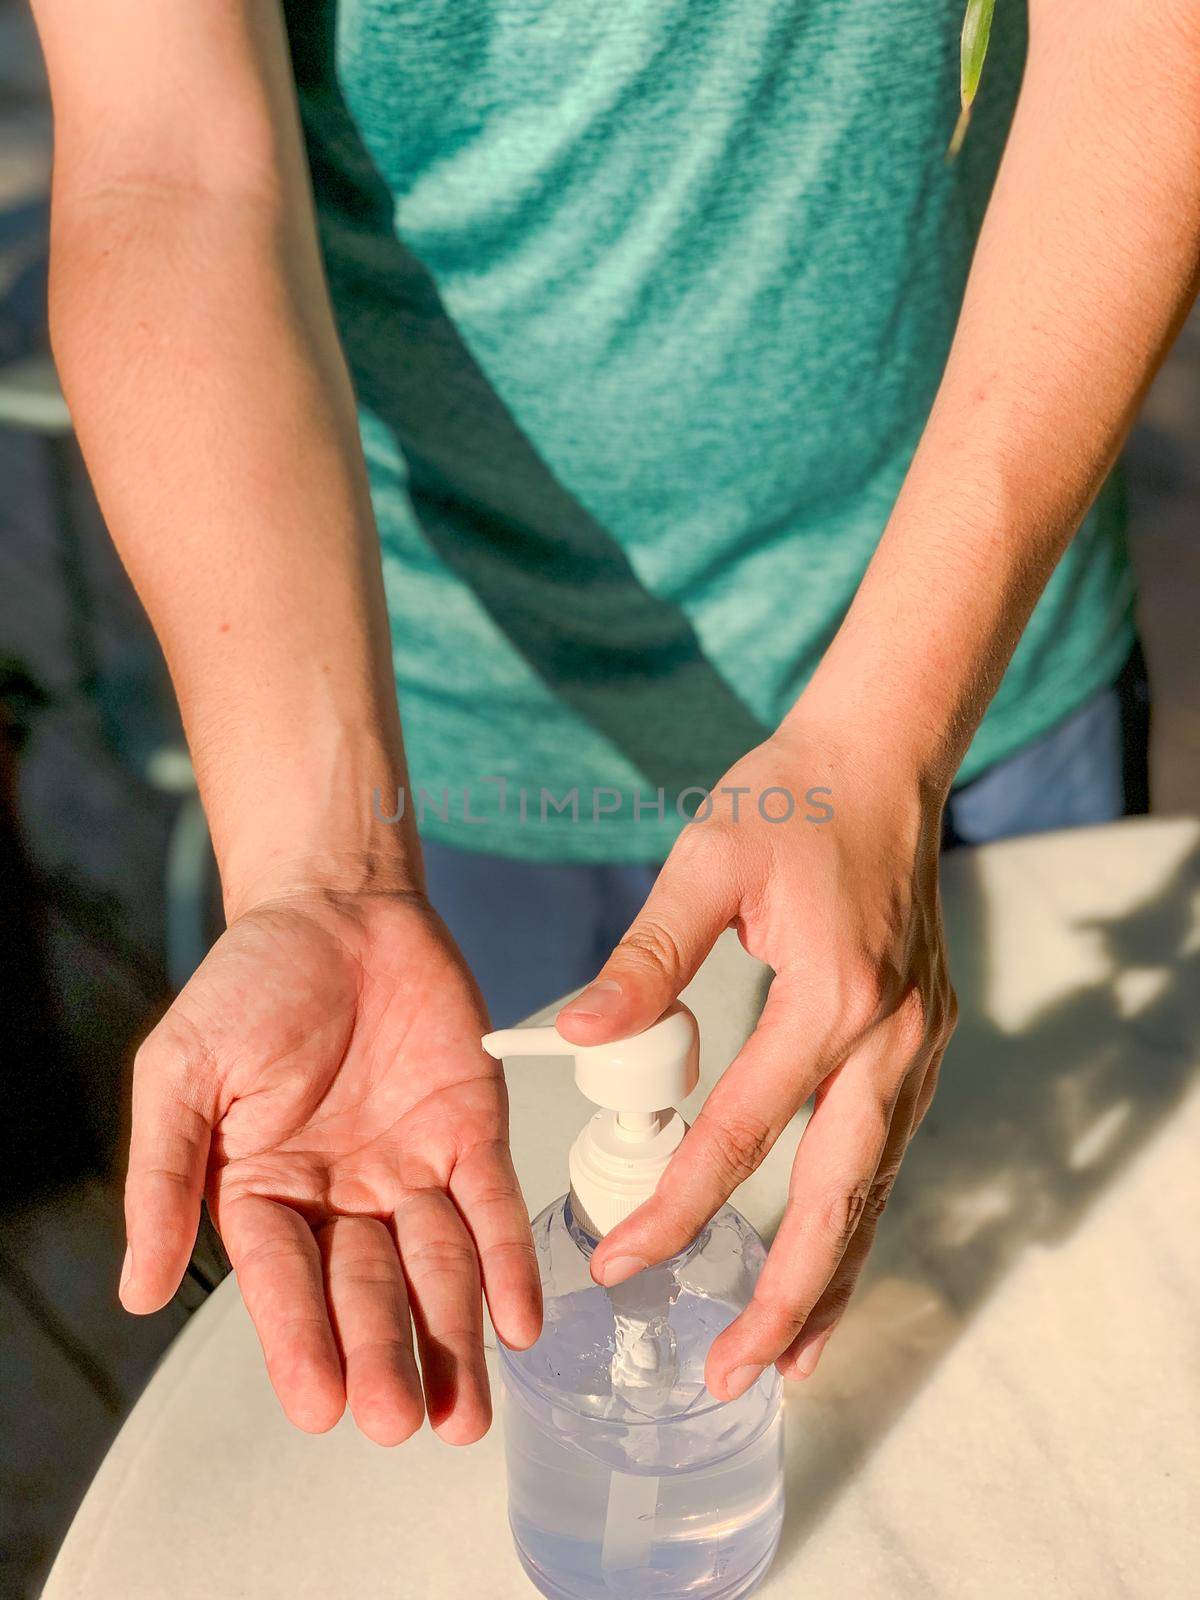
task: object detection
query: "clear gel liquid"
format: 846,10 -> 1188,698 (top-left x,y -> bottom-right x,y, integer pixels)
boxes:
499,1198 -> 784,1600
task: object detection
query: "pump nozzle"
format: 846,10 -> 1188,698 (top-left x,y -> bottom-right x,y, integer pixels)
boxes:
482,1003 -> 699,1113
480,1024 -> 566,1059
482,1003 -> 701,1237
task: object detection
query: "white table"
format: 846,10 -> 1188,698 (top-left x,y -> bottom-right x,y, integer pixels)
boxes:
45,819 -> 1200,1599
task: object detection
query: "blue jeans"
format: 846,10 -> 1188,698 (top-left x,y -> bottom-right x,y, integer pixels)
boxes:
940,642 -> 1149,846
425,649 -> 1151,1025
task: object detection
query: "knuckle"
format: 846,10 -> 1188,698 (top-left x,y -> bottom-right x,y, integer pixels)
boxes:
236,1235 -> 300,1274
401,1237 -> 477,1279
818,1179 -> 872,1248
324,1234 -> 396,1278
345,1333 -> 412,1362
670,817 -> 724,867
815,1280 -> 855,1327
135,1015 -> 216,1102
466,1188 -> 522,1220
911,1059 -> 941,1129
861,1168 -> 897,1226
334,1266 -> 399,1292
619,917 -> 686,980
479,1237 -> 539,1271
425,1322 -> 483,1355
459,1172 -> 522,1212
914,980 -> 957,1057
133,1032 -> 175,1088
892,989 -> 930,1058
941,982 -> 960,1043
272,1310 -> 336,1344
128,1162 -> 196,1192
706,1111 -> 774,1187
643,1188 -> 704,1256
838,965 -> 888,1041
690,819 -> 750,894
849,1097 -> 892,1155
751,1286 -> 806,1337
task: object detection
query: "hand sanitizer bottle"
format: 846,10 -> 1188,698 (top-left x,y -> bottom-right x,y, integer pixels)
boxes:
482,1004 -> 784,1600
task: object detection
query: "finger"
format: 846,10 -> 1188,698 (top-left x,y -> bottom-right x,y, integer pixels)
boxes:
911,1052 -> 943,1131
449,1139 -> 541,1351
779,1052 -> 939,1381
394,1186 -> 491,1446
221,1194 -> 345,1433
591,978 -> 825,1286
556,833 -> 737,1043
319,1216 -> 424,1446
704,1029 -> 911,1400
777,990 -> 954,1379
121,1024 -> 217,1314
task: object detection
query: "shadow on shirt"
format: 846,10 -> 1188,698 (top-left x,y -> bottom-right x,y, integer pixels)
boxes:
284,0 -> 769,810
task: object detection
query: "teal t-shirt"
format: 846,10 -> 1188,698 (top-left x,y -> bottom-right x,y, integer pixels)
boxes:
286,0 -> 1135,861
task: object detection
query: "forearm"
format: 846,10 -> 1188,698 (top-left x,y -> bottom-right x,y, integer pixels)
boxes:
793,0 -> 1200,795
49,185 -> 418,915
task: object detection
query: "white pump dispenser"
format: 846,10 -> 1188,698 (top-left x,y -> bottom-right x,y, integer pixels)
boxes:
489,1000 -> 784,1599
481,1002 -> 700,1237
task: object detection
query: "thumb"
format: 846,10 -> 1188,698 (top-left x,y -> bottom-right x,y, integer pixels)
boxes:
557,834 -> 737,1043
121,1016 -> 216,1314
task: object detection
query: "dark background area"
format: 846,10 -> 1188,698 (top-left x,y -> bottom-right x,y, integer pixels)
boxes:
1,1 -> 1197,1594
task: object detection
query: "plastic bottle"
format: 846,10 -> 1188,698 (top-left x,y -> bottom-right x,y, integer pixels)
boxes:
482,1004 -> 784,1600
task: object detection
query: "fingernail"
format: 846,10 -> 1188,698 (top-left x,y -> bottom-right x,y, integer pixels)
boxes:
562,979 -> 623,1020
119,1244 -> 134,1302
597,1254 -> 648,1287
789,1328 -> 833,1380
724,1363 -> 766,1401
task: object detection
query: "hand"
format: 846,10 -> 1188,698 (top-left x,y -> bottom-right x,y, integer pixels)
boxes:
120,886 -> 540,1444
557,719 -> 956,1398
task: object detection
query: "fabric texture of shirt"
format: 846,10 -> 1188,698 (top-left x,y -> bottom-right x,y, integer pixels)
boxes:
285,0 -> 1136,861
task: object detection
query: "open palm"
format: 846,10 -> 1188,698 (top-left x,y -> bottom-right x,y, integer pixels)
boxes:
120,890 -> 541,1444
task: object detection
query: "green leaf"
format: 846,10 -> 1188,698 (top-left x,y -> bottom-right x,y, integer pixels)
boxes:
948,0 -> 997,159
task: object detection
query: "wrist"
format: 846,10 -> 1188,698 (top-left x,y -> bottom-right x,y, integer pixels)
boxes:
779,676 -> 961,812
221,844 -> 426,925
191,718 -> 425,923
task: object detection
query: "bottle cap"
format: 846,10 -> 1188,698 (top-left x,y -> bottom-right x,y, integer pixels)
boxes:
481,1003 -> 700,1237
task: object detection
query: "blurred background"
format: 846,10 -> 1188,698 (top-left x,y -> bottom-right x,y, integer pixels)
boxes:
1,0 -> 1197,1594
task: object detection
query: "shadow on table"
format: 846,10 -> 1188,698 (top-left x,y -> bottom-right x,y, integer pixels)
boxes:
773,830 -> 1200,1561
